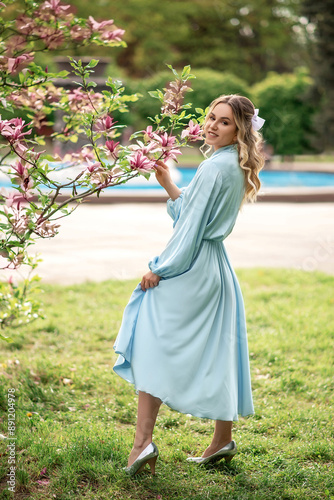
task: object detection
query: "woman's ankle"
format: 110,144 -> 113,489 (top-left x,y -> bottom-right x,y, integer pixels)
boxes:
204,438 -> 232,454
133,437 -> 152,451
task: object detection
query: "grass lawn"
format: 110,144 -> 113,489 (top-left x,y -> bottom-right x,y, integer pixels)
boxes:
0,268 -> 333,500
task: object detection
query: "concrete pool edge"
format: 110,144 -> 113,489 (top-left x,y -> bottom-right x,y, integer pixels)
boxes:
1,172 -> 334,203
32,186 -> 334,204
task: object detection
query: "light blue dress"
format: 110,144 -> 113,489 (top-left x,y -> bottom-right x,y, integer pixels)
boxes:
113,144 -> 254,421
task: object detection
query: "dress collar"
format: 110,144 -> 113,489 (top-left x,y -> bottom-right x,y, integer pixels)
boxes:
211,144 -> 238,157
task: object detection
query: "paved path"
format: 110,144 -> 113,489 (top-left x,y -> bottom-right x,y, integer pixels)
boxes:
2,202 -> 334,284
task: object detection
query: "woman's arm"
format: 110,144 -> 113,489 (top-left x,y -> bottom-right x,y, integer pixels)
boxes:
154,160 -> 182,201
140,160 -> 182,291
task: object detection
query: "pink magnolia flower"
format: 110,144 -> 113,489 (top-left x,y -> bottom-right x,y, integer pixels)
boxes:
88,16 -> 115,31
12,142 -> 42,162
12,214 -> 30,236
163,148 -> 182,162
129,151 -> 155,173
71,147 -> 95,164
30,111 -> 49,130
3,189 -> 33,209
86,162 -> 101,173
70,25 -> 91,41
12,160 -> 27,178
181,120 -> 202,142
81,148 -> 95,161
40,0 -> 70,16
35,219 -> 60,238
85,162 -> 109,185
16,14 -> 36,36
68,89 -> 103,112
9,87 -> 46,111
38,29 -> 64,49
94,115 -> 116,132
100,29 -> 125,42
45,83 -> 64,104
87,16 -> 125,42
105,140 -> 120,154
153,132 -> 176,148
143,126 -> 154,140
130,140 -> 160,156
7,53 -> 34,74
4,35 -> 27,55
0,117 -> 32,143
161,80 -> 189,115
16,144 -> 29,159
11,160 -> 33,190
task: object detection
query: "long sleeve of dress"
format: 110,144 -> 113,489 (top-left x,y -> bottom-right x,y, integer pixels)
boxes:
166,187 -> 186,228
149,161 -> 224,279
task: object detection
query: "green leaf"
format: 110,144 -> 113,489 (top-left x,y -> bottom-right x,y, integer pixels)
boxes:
41,154 -> 57,162
166,64 -> 179,78
148,91 -> 159,99
86,59 -> 99,69
57,70 -> 70,78
35,137 -> 46,145
68,135 -> 79,143
181,65 -> 191,79
19,72 -> 27,84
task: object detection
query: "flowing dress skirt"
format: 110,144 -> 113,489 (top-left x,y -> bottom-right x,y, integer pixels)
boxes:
114,240 -> 254,421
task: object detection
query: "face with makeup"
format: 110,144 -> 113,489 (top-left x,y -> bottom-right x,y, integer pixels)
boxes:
203,102 -> 238,151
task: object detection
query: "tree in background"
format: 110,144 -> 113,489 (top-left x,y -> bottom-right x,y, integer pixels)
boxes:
64,0 -> 309,84
301,0 -> 334,150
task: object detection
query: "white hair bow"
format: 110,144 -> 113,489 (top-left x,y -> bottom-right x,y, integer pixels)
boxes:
251,109 -> 265,131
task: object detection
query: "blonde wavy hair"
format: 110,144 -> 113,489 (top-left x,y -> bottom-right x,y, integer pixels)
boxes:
202,94 -> 265,203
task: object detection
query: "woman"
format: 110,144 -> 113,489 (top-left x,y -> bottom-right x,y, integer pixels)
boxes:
113,94 -> 265,475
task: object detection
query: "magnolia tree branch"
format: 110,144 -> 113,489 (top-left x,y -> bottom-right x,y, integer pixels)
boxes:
0,0 -> 204,337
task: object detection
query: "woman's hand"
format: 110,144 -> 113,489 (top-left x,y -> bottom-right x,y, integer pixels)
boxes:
154,160 -> 173,189
141,271 -> 161,291
154,160 -> 182,200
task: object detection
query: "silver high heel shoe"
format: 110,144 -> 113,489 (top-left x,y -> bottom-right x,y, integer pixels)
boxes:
124,442 -> 159,476
186,440 -> 237,465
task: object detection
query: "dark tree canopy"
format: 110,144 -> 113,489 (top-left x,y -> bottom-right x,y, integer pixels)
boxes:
301,0 -> 334,149
66,0 -> 309,84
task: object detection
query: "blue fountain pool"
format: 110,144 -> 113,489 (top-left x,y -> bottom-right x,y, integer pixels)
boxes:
178,169 -> 334,190
114,168 -> 334,190
1,168 -> 334,191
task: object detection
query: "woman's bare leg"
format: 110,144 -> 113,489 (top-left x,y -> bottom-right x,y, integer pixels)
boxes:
127,391 -> 162,466
202,420 -> 233,458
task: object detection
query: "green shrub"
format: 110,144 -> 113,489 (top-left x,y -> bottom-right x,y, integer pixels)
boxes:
126,68 -> 250,129
184,68 -> 250,109
251,68 -> 316,155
